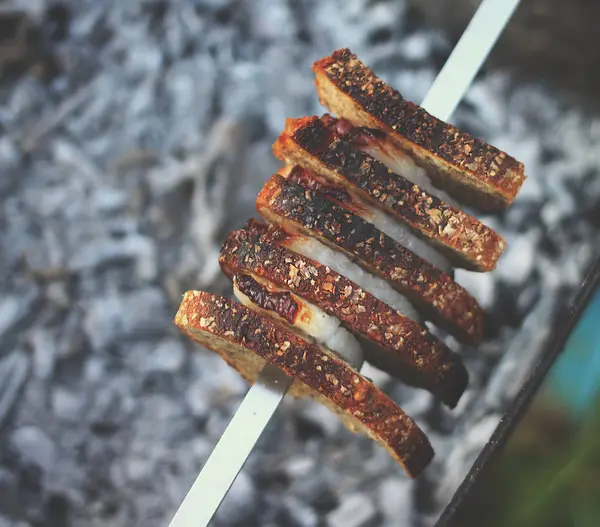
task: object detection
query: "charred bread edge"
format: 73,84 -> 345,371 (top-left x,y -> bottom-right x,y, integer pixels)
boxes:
220,220 -> 469,408
256,174 -> 484,346
233,272 -> 301,326
175,291 -> 434,477
313,48 -> 526,211
273,115 -> 506,272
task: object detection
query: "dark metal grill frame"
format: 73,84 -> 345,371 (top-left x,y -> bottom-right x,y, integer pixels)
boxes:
438,254 -> 600,525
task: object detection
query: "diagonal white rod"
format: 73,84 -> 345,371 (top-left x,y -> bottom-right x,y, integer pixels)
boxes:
167,364 -> 292,527
421,0 -> 521,122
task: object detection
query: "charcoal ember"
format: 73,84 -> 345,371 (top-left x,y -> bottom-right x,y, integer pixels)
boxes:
399,31 -> 439,63
294,477 -> 339,514
184,379 -> 210,421
0,136 -> 20,170
82,288 -> 168,351
51,386 -> 85,423
88,383 -> 133,436
389,388 -> 432,421
0,351 -> 30,429
284,456 -> 315,479
390,68 -> 436,107
0,468 -> 18,516
144,339 -> 187,374
197,0 -> 236,10
0,7 -> 61,81
248,456 -> 290,493
262,495 -> 318,527
0,295 -> 33,341
40,494 -> 69,527
280,497 -> 318,527
294,400 -> 342,438
378,477 -> 414,526
327,493 -> 378,527
132,493 -> 173,527
8,426 -> 56,475
495,236 -> 536,285
161,58 -> 215,152
214,471 -> 256,526
55,311 -> 87,361
458,76 -> 509,138
516,278 -> 542,315
44,281 -> 71,309
434,414 -> 501,508
69,232 -> 158,282
454,269 -> 495,310
359,361 -> 392,388
197,353 -> 248,400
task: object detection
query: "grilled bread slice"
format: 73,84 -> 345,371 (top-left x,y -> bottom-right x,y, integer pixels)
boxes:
278,163 -> 454,275
255,175 -> 484,345
313,48 -> 526,211
273,114 -> 506,271
219,220 -> 469,407
175,291 -> 434,477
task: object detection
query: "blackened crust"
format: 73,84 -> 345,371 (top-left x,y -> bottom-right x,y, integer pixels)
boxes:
234,272 -> 300,324
256,175 -> 484,346
219,220 -> 468,407
274,115 -> 505,272
313,48 -> 526,211
175,291 -> 434,477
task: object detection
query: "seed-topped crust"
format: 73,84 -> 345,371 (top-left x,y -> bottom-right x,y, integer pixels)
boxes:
175,291 -> 434,477
273,114 -> 505,271
313,48 -> 526,211
220,220 -> 468,408
256,175 -> 484,346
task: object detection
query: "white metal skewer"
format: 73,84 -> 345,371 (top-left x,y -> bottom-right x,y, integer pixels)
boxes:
168,0 -> 521,525
168,364 -> 292,527
421,0 -> 521,122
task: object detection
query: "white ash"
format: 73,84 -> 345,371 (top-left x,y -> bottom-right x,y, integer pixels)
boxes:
0,1 -> 598,526
0,352 -> 30,429
278,497 -> 319,527
0,297 -> 31,340
51,386 -> 86,424
8,426 -> 57,474
143,338 -> 187,374
184,380 -> 210,420
378,477 -> 414,526
328,493 -> 378,527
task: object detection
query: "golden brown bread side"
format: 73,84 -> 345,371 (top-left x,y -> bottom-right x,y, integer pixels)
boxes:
255,175 -> 484,346
313,48 -> 526,211
219,220 -> 469,407
273,114 -> 506,271
175,291 -> 434,477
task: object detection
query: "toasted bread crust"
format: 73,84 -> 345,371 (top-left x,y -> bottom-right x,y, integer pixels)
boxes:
219,220 -> 468,407
256,175 -> 484,346
274,115 -> 505,271
313,48 -> 526,210
175,291 -> 434,476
